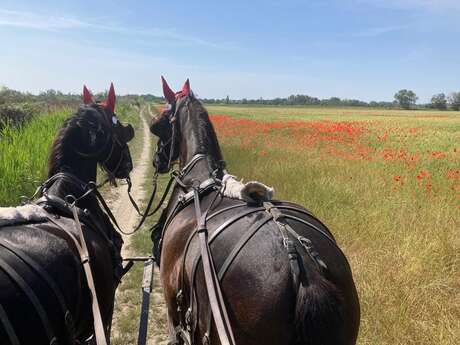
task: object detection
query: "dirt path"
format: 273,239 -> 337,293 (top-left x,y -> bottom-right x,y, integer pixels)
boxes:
110,106 -> 151,253
109,105 -> 169,345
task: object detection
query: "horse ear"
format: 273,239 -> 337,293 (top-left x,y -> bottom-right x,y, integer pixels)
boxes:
83,85 -> 94,104
162,76 -> 176,104
181,79 -> 190,97
104,83 -> 116,113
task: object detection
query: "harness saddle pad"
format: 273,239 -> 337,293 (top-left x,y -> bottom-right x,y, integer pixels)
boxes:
0,204 -> 48,227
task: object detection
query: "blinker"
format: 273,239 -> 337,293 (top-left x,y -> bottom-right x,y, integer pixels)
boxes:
123,124 -> 135,142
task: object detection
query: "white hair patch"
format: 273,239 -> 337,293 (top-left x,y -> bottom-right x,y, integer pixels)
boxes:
221,174 -> 274,203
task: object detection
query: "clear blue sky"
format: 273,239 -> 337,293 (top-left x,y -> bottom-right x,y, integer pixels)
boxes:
0,0 -> 459,102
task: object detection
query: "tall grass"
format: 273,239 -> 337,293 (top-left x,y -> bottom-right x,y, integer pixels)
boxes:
0,110 -> 69,206
0,103 -> 140,207
209,105 -> 459,345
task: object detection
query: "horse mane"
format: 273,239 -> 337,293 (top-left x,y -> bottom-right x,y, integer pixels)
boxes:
185,95 -> 224,165
48,106 -> 103,178
48,113 -> 79,177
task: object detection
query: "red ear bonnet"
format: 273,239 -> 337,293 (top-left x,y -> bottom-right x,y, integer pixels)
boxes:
161,76 -> 176,104
83,85 -> 93,104
102,83 -> 116,113
181,79 -> 190,97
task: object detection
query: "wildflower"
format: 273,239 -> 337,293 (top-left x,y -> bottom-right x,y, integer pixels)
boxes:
446,169 -> 459,180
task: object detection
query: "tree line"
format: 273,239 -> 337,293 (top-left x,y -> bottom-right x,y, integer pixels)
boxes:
393,89 -> 460,110
204,90 -> 460,110
0,87 -> 163,106
1,86 -> 460,111
202,95 -> 395,108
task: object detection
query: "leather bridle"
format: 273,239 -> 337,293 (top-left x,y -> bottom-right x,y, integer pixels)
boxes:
73,106 -> 132,183
153,98 -> 188,174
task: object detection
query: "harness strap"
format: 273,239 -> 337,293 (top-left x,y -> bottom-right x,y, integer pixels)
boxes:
180,154 -> 208,178
200,215 -> 273,338
127,177 -> 144,216
42,216 -> 84,323
0,304 -> 20,345
188,207 -> 265,311
96,173 -> 176,236
0,239 -> 75,339
218,215 -> 272,280
47,205 -> 110,345
280,214 -> 337,247
70,205 -> 108,345
174,201 -> 248,330
274,215 -> 332,270
137,259 -> 154,345
192,185 -> 236,345
146,174 -> 176,217
186,207 -> 265,338
0,256 -> 57,344
36,194 -> 114,250
264,203 -> 302,288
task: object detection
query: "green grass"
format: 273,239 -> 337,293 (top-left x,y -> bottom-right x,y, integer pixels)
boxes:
206,104 -> 460,122
208,104 -> 460,345
0,109 -> 69,206
0,103 -> 142,207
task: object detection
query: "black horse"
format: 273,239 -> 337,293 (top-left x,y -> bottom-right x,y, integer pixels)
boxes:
150,78 -> 360,345
0,84 -> 134,344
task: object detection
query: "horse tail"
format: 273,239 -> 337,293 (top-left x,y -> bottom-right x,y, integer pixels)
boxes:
294,264 -> 344,345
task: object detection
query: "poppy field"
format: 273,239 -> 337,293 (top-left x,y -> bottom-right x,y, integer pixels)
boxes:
207,105 -> 459,345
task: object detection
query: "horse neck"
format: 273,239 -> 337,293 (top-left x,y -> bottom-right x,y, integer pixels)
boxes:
47,132 -> 100,211
177,100 -> 223,184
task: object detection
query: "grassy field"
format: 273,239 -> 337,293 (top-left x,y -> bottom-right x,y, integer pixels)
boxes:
206,105 -> 459,345
0,103 -> 142,206
0,109 -> 70,206
1,102 -> 458,344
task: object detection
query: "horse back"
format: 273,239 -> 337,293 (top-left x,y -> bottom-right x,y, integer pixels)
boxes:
0,218 -> 114,344
161,194 -> 360,345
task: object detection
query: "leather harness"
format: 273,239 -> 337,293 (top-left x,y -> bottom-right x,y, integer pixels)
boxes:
0,173 -> 123,345
155,154 -> 342,345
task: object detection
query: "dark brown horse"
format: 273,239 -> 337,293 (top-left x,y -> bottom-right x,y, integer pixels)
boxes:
150,78 -> 360,345
0,84 -> 134,344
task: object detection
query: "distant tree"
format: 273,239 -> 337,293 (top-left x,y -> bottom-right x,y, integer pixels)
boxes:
430,93 -> 447,110
448,92 -> 460,111
0,87 -> 28,104
321,97 -> 342,106
226,95 -> 230,104
394,89 -> 418,109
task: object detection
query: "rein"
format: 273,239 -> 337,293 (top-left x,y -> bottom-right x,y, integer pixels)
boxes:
152,151 -> 236,345
122,172 -> 175,235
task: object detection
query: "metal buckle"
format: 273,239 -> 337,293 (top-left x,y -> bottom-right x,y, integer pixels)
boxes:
176,290 -> 184,312
185,308 -> 192,331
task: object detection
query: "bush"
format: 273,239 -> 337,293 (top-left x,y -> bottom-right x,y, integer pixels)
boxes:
0,103 -> 39,129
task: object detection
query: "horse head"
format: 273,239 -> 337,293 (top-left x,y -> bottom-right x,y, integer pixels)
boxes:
77,83 -> 135,179
150,77 -> 191,173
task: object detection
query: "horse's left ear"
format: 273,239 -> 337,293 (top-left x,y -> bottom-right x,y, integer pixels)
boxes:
104,83 -> 116,113
181,79 -> 190,97
83,85 -> 94,105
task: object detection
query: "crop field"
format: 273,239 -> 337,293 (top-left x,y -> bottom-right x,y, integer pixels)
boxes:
206,105 -> 459,345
